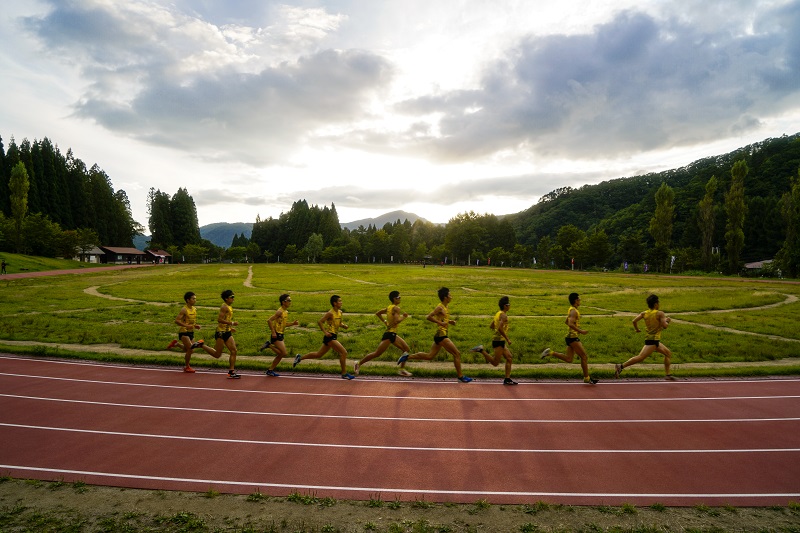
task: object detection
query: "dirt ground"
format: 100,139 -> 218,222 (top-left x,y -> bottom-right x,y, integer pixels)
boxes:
1,477 -> 799,532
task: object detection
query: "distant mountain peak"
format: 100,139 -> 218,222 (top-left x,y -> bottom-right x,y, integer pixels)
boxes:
341,210 -> 432,230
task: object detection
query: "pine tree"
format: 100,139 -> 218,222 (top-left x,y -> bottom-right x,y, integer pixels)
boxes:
9,162 -> 30,253
725,160 -> 748,273
698,176 -> 718,271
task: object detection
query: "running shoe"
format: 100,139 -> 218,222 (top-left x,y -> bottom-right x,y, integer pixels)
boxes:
665,374 -> 677,381
265,369 -> 280,377
353,362 -> 360,376
258,340 -> 271,351
397,352 -> 409,365
166,340 -> 179,350
341,373 -> 355,380
503,377 -> 518,385
540,348 -> 551,359
614,363 -> 622,378
398,369 -> 412,377
470,345 -> 484,353
458,376 -> 473,383
227,370 -> 241,379
293,354 -> 302,367
183,365 -> 195,373
190,340 -> 204,349
583,376 -> 599,385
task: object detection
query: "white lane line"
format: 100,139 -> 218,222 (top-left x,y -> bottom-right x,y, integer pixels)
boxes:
3,423 -> 800,453
2,354 -> 800,387
1,465 -> 798,499
2,373 -> 799,402
3,395 -> 800,423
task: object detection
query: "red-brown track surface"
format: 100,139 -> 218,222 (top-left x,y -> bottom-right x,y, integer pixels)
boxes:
1,354 -> 798,506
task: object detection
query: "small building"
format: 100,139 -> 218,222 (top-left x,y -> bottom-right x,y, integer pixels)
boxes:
99,246 -> 147,265
75,246 -> 105,264
744,259 -> 773,271
146,249 -> 172,264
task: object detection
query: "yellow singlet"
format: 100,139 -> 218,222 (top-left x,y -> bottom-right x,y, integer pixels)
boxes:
492,310 -> 507,342
386,304 -> 400,333
217,303 -> 233,332
179,305 -> 196,333
323,308 -> 342,335
566,306 -> 580,338
643,309 -> 662,340
274,308 -> 288,334
436,305 -> 450,337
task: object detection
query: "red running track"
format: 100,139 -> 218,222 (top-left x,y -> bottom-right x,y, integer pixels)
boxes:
1,354 -> 799,506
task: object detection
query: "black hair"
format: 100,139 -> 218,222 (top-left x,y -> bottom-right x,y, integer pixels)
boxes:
279,293 -> 291,304
438,287 -> 450,302
183,291 -> 195,302
330,294 -> 341,306
221,289 -> 234,300
646,294 -> 659,309
498,296 -> 510,309
389,290 -> 400,302
568,292 -> 580,305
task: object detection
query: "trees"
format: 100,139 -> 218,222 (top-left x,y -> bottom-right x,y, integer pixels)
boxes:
304,233 -> 324,263
725,160 -> 748,273
776,168 -> 800,277
9,162 -> 29,253
648,182 -> 675,272
698,176 -> 718,271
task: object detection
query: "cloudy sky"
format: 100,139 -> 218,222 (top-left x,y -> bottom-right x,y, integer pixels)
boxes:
2,1 -> 799,228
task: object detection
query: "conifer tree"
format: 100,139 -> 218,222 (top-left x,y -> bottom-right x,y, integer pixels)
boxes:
725,160 -> 748,273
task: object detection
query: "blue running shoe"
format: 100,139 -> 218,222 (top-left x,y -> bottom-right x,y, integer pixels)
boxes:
397,352 -> 409,365
341,373 -> 355,380
293,354 -> 302,367
265,369 -> 280,377
458,376 -> 473,383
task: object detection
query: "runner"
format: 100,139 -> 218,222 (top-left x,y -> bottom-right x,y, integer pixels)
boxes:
540,292 -> 599,384
615,294 -> 676,380
195,290 -> 239,378
260,293 -> 299,377
293,295 -> 355,379
400,287 -> 473,383
470,296 -> 517,385
169,291 -> 207,373
354,290 -> 411,376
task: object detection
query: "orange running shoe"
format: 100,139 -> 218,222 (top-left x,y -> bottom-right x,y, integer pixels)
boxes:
183,365 -> 195,373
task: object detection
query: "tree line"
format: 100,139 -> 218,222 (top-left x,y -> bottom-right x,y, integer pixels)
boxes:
0,135 -> 141,257
2,130 -> 799,278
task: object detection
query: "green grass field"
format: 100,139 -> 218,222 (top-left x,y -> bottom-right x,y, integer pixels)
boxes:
1,263 -> 799,379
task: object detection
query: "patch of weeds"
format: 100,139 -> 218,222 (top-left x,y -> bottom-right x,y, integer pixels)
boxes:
767,505 -> 785,513
789,501 -> 800,513
72,480 -> 88,493
649,503 -> 667,512
693,504 -> 721,517
152,490 -> 167,499
411,496 -> 435,509
287,491 -> 320,505
387,498 -> 403,510
723,504 -> 738,514
48,478 -> 66,490
367,494 -> 384,507
620,502 -> 638,515
204,487 -> 220,498
520,524 -> 540,533
0,475 -> 12,483
364,522 -> 378,531
319,496 -> 337,507
155,511 -> 206,530
388,523 -> 405,533
321,524 -> 340,533
522,501 -> 550,515
246,490 -> 267,502
467,499 -> 491,515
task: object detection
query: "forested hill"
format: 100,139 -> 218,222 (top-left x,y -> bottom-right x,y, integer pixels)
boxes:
509,133 -> 800,263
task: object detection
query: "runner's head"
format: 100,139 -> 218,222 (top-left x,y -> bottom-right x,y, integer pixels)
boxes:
183,291 -> 195,303
646,294 -> 659,309
498,296 -> 510,309
389,290 -> 400,302
568,293 -> 580,306
438,287 -> 450,302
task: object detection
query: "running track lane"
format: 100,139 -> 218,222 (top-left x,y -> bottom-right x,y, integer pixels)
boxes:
0,355 -> 798,506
